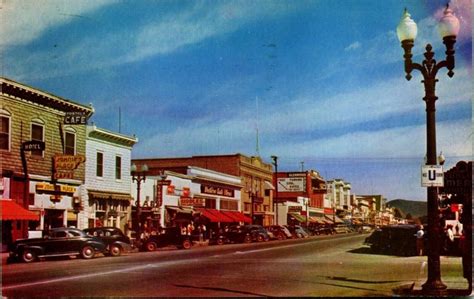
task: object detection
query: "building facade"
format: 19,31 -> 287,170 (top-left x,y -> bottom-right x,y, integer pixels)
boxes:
274,170 -> 327,226
0,77 -> 93,245
132,154 -> 275,226
83,125 -> 137,231
325,179 -> 352,221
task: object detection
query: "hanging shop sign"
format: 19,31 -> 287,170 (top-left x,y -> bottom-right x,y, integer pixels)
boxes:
36,182 -> 76,194
22,140 -> 45,151
53,154 -> 86,180
288,206 -> 302,213
201,184 -> 234,197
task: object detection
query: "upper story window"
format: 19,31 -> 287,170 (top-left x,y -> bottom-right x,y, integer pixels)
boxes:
96,152 -> 104,177
115,155 -> 122,180
31,120 -> 44,157
64,128 -> 76,155
0,111 -> 10,151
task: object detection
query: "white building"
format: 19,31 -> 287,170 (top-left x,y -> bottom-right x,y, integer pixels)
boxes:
82,125 -> 137,230
325,179 -> 352,213
132,166 -> 246,230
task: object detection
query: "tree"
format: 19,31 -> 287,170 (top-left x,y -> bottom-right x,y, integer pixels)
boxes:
406,213 -> 413,220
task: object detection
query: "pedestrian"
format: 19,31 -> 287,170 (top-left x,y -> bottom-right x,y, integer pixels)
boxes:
444,225 -> 454,254
415,225 -> 424,256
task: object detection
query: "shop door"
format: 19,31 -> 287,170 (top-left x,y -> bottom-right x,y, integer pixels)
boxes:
44,209 -> 64,229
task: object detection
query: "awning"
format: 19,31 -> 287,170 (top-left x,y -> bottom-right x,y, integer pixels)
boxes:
309,216 -> 325,224
196,208 -> 234,223
166,206 -> 194,214
88,190 -> 133,201
264,181 -> 275,190
1,200 -> 39,221
221,210 -> 252,223
325,215 -> 344,224
289,213 -> 306,223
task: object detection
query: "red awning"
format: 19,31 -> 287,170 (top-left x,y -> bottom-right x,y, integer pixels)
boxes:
221,210 -> 252,223
1,200 -> 39,221
196,209 -> 234,223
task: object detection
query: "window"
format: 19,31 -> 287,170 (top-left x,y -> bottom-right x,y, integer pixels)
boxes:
96,152 -> 104,177
64,131 -> 76,155
115,156 -> 122,180
0,115 -> 10,150
31,123 -> 44,156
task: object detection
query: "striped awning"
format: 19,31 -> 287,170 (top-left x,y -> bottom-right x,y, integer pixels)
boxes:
88,190 -> 132,201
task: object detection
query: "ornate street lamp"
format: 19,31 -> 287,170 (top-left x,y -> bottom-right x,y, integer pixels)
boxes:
397,5 -> 460,294
131,163 -> 149,236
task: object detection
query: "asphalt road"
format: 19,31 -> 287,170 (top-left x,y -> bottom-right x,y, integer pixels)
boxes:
1,233 -> 467,297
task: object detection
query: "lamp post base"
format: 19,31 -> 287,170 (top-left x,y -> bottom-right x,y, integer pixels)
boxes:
422,279 -> 447,295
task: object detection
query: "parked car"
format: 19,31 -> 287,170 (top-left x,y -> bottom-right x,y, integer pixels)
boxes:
333,224 -> 351,234
309,224 -> 335,235
364,224 -> 419,256
225,225 -> 270,243
8,227 -> 106,263
265,225 -> 292,240
141,227 -> 193,251
285,225 -> 310,238
83,227 -> 133,257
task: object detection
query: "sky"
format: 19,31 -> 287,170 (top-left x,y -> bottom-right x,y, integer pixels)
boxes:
1,0 -> 472,201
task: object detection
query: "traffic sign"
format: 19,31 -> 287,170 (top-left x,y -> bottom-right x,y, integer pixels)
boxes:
421,165 -> 444,187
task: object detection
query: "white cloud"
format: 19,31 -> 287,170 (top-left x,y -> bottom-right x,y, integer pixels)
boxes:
0,0 -> 115,47
344,41 -> 361,51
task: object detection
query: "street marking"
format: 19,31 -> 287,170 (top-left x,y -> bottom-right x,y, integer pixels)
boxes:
233,242 -> 313,255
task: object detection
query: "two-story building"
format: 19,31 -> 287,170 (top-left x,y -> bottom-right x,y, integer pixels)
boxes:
83,125 -> 137,231
0,77 -> 93,245
325,179 -> 352,223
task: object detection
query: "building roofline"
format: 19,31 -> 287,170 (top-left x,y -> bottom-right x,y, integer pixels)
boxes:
87,125 -> 138,146
1,77 -> 94,115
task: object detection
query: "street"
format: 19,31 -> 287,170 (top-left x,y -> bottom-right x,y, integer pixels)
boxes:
2,233 -> 467,297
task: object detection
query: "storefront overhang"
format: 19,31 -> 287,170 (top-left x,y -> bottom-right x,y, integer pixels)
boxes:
166,206 -> 194,214
264,181 -> 275,190
221,210 -> 252,223
325,215 -> 344,224
1,199 -> 39,221
88,190 -> 132,201
195,208 -> 234,223
289,213 -> 306,223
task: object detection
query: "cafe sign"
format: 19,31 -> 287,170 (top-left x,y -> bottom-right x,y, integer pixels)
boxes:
64,111 -> 88,125
201,184 -> 234,197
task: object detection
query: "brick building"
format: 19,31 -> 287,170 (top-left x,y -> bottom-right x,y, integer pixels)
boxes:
1,77 -> 93,246
132,154 -> 276,226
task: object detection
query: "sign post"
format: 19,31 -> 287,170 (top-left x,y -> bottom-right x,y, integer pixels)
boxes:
421,165 -> 444,187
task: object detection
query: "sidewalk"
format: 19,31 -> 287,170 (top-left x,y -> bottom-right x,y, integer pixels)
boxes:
394,256 -> 472,297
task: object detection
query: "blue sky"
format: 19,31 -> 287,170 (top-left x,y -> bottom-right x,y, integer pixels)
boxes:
2,0 -> 471,201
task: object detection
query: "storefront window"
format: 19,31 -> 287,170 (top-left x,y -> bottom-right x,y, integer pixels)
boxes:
205,198 -> 216,209
220,200 -> 238,211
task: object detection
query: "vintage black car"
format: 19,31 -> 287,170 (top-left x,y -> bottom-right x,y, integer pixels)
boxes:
364,224 -> 419,256
142,227 -> 193,251
84,227 -> 133,256
8,227 -> 106,263
225,225 -> 270,243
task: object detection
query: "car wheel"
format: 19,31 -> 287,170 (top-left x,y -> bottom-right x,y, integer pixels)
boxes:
217,238 -> 225,245
182,239 -> 192,249
21,249 -> 37,263
145,241 -> 157,252
80,245 -> 95,259
297,233 -> 303,238
257,235 -> 264,242
109,244 -> 122,257
243,235 -> 252,243
277,234 -> 284,241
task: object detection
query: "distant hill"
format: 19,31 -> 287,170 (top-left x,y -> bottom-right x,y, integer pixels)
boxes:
386,199 -> 427,218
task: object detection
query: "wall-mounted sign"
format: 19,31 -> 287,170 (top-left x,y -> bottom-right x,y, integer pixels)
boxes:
288,206 -> 302,213
22,140 -> 45,151
179,197 -> 205,207
277,177 -> 306,192
201,185 -> 234,197
36,182 -> 76,194
64,111 -> 88,125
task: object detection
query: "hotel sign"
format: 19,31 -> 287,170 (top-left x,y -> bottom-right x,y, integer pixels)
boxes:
201,185 -> 234,197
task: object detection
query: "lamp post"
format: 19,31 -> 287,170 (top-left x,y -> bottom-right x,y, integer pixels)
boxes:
397,5 -> 459,294
131,163 -> 148,236
305,198 -> 309,228
271,155 -> 279,225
